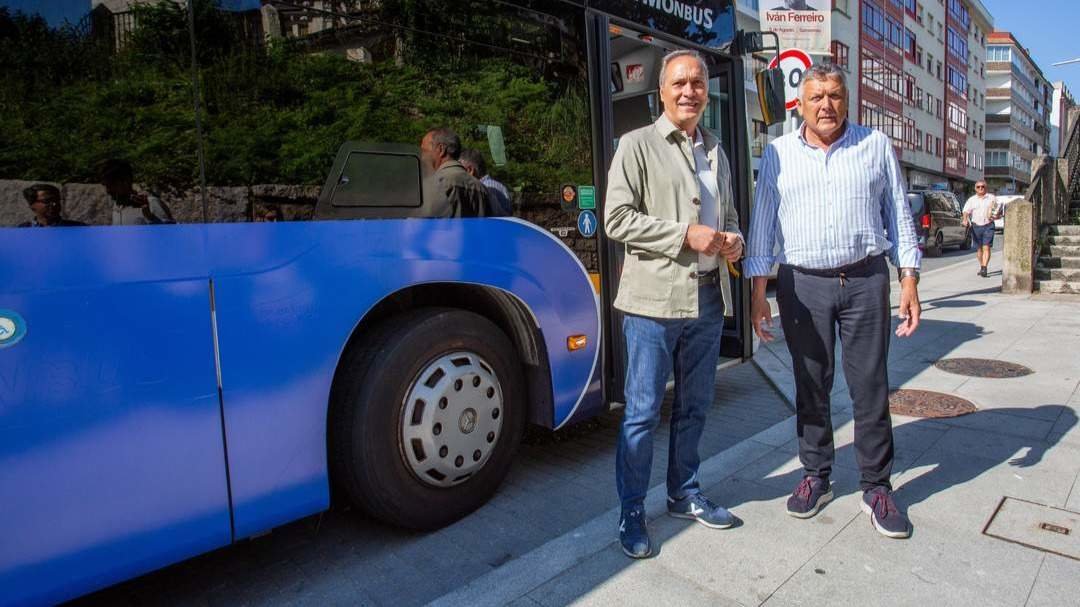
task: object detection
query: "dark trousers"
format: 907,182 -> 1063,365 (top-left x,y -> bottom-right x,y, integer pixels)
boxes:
776,255 -> 894,491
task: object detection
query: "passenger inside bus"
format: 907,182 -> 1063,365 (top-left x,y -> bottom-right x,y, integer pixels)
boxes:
419,128 -> 489,218
100,159 -> 175,226
17,184 -> 85,228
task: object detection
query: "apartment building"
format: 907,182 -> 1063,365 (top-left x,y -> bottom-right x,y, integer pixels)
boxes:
1050,82 -> 1076,157
739,0 -> 992,196
984,31 -> 1052,194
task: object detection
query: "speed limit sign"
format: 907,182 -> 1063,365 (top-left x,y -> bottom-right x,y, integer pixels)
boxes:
767,49 -> 814,111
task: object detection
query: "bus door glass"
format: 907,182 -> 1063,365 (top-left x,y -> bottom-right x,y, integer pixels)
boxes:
594,21 -> 748,405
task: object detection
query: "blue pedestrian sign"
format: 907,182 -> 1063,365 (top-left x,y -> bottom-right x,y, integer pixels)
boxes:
577,210 -> 597,238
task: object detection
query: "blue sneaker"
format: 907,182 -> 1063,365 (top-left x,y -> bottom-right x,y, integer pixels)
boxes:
861,486 -> 911,539
667,493 -> 735,529
619,506 -> 651,558
786,476 -> 833,519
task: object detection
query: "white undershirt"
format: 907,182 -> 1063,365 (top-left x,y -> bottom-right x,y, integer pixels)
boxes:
692,129 -> 720,272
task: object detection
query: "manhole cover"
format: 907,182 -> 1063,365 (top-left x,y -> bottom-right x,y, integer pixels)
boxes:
983,497 -> 1080,561
888,389 -> 977,418
933,358 -> 1034,378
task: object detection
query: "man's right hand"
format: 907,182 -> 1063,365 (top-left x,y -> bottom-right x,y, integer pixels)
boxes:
750,279 -> 774,342
686,225 -> 724,255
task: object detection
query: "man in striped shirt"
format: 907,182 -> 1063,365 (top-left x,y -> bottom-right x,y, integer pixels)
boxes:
745,63 -> 921,539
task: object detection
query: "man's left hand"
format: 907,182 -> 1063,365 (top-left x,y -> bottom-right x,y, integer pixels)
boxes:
896,278 -> 921,337
717,232 -> 743,262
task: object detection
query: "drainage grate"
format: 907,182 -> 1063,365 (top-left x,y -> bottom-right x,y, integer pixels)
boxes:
983,497 -> 1080,561
933,358 -> 1034,378
888,389 -> 977,418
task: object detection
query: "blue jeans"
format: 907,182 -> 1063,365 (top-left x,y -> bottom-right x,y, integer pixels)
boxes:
616,284 -> 725,512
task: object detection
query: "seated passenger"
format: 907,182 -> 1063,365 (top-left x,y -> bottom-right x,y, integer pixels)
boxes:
419,128 -> 487,218
99,159 -> 175,225
256,206 -> 284,222
18,184 -> 86,227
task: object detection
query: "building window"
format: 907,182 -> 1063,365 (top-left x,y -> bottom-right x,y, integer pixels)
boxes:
862,1 -> 885,42
915,45 -> 923,66
831,41 -> 850,69
926,132 -> 933,151
936,60 -> 942,81
833,0 -> 851,14
947,26 -> 968,62
915,128 -> 923,150
987,46 -> 1011,62
905,28 -> 916,61
947,65 -> 967,97
935,137 -> 942,157
986,150 -> 1008,166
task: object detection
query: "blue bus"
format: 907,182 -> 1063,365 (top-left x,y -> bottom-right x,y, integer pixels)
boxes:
0,0 -> 776,603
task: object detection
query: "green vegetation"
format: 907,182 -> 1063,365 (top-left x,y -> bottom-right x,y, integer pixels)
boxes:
0,1 -> 591,200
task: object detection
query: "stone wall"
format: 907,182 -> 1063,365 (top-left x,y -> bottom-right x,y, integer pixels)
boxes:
2,180 -> 601,272
1,180 -> 320,226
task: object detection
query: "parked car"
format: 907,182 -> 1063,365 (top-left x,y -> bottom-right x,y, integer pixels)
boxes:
907,189 -> 971,257
992,194 -> 1024,232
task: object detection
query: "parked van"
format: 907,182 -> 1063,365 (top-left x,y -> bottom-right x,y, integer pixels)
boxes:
907,189 -> 972,256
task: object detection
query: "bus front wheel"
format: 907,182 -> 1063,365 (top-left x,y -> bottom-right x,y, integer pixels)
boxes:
330,308 -> 525,530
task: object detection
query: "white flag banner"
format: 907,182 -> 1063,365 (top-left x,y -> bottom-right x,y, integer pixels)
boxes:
759,0 -> 832,55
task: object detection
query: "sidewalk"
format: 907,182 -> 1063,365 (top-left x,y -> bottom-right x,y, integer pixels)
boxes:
431,256 -> 1080,607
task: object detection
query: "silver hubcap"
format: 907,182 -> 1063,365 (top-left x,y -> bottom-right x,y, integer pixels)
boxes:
401,351 -> 503,487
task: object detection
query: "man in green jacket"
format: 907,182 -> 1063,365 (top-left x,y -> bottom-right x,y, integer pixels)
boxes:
604,50 -> 744,559
420,128 -> 487,218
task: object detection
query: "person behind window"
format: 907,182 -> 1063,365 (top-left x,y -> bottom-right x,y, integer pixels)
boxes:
419,129 -> 487,218
459,148 -> 512,217
256,206 -> 284,222
99,159 -> 175,226
17,184 -> 86,227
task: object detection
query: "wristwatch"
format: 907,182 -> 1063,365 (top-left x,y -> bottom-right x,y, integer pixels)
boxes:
898,268 -> 920,284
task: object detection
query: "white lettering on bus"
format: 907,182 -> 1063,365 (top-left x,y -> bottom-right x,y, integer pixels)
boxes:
638,0 -> 715,30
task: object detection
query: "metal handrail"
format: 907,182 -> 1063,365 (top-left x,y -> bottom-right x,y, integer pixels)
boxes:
1066,109 -> 1080,203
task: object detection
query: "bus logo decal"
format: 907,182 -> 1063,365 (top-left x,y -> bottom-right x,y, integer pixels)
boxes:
0,310 -> 27,349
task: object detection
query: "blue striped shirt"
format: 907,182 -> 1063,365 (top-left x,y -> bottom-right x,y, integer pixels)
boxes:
745,122 -> 921,276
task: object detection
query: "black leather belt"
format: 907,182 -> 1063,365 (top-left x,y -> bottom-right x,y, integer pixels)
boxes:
788,254 -> 881,278
694,268 -> 719,285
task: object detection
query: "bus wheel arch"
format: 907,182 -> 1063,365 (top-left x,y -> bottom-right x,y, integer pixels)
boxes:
326,284 -> 553,529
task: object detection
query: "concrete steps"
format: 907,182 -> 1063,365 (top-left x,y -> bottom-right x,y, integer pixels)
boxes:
1046,245 -> 1080,257
1036,267 -> 1080,281
1037,222 -> 1080,293
1038,256 -> 1080,269
1048,234 -> 1080,246
1034,279 -> 1080,294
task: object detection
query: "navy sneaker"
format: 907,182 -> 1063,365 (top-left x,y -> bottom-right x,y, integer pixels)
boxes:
786,475 -> 833,519
667,493 -> 735,529
861,486 -> 911,539
619,506 -> 651,558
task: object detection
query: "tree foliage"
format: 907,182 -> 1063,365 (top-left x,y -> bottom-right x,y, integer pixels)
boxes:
0,1 -> 592,200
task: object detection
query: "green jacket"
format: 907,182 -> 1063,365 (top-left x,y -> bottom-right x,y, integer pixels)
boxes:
604,114 -> 742,319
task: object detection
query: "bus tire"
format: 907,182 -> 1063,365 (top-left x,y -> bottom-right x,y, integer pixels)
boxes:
330,307 -> 525,531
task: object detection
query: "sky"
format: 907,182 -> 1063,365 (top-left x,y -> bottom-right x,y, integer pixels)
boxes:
981,0 -> 1077,97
